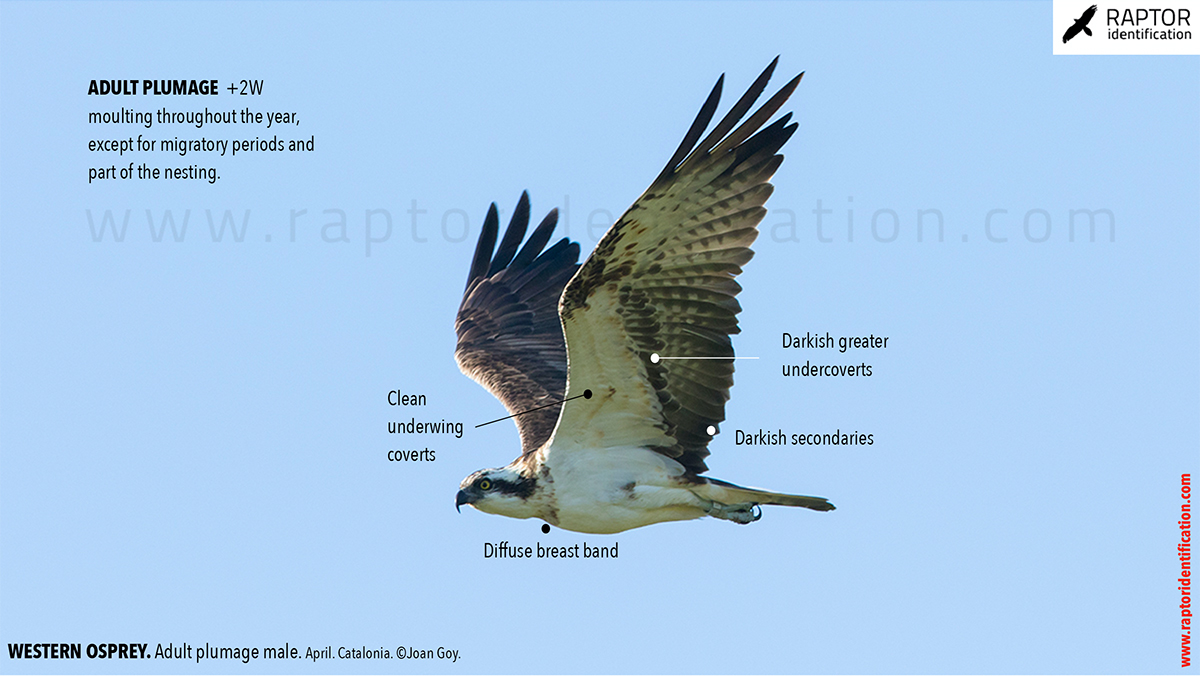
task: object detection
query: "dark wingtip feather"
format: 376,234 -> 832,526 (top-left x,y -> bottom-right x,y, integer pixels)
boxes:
511,207 -> 560,270
653,61 -> 804,188
680,58 -> 779,169
489,192 -> 531,275
653,73 -> 724,187
712,71 -> 802,156
466,203 -> 500,290
728,112 -> 796,167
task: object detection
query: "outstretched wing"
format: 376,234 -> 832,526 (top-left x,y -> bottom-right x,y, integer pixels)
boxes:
550,59 -> 800,474
455,192 -> 581,453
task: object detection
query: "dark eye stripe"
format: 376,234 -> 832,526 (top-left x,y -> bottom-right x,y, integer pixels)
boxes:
492,476 -> 537,499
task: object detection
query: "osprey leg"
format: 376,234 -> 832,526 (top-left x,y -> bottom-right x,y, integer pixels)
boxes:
702,499 -> 763,525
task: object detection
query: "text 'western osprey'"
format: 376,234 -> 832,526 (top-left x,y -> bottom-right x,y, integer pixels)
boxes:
454,59 -> 834,534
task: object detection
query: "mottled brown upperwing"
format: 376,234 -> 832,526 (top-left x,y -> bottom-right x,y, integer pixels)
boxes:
455,192 -> 581,453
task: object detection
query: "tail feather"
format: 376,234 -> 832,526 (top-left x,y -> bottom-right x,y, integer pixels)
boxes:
700,477 -> 835,512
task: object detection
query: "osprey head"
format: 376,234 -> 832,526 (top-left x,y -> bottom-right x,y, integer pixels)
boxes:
455,466 -> 539,518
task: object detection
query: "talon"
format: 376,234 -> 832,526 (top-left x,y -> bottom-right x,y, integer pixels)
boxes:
751,504 -> 762,521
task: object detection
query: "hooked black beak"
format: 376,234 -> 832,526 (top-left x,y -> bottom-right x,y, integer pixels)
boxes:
455,489 -> 471,513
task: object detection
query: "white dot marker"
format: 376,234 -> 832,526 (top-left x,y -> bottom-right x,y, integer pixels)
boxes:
650,353 -> 660,364
707,425 -> 717,435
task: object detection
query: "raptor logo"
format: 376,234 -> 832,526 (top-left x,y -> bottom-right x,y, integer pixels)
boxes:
1063,4 -> 1099,42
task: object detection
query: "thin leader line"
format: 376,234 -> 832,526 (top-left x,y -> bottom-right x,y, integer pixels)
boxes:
475,389 -> 593,428
650,353 -> 758,363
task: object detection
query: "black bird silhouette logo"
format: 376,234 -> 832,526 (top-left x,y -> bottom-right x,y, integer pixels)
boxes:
1063,4 -> 1098,42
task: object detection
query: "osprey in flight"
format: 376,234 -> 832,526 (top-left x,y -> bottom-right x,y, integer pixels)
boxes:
454,59 -> 834,534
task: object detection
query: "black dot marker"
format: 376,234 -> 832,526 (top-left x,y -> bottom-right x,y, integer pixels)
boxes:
476,389 -> 596,429
541,524 -> 550,534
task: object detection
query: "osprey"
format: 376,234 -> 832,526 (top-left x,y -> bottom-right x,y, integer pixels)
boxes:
454,59 -> 834,534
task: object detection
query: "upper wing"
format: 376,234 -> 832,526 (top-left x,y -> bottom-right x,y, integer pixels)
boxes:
549,59 -> 800,474
1081,4 -> 1097,22
455,192 -> 581,453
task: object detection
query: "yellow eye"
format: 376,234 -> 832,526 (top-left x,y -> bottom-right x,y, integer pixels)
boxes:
479,479 -> 492,491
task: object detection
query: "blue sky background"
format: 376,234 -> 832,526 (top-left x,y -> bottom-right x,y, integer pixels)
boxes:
1,1 -> 1197,674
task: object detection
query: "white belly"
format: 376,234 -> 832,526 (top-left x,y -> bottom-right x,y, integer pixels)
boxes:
542,444 -> 708,534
